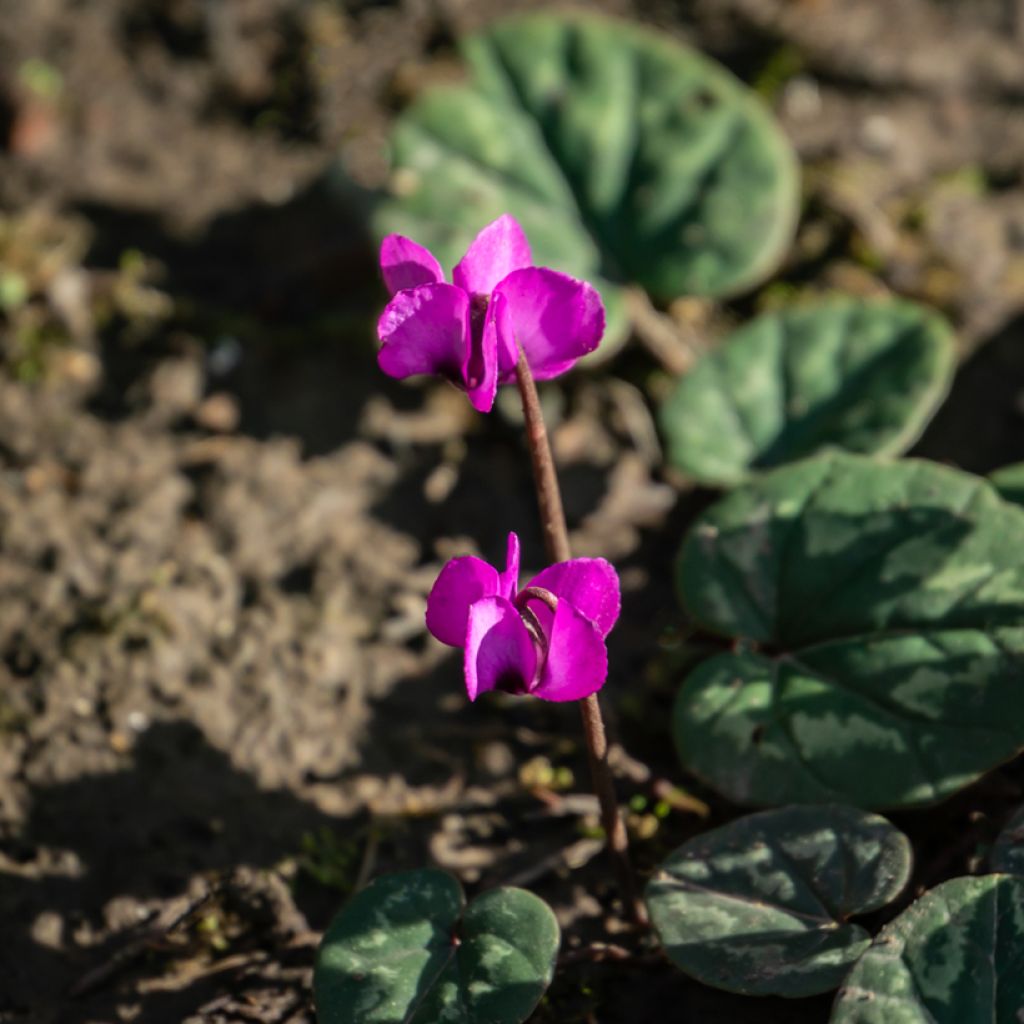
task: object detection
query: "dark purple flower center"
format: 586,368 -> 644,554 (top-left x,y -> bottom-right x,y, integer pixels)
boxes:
494,670 -> 531,696
493,586 -> 559,695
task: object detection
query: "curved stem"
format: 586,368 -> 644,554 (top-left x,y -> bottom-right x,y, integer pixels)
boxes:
513,346 -> 646,927
515,585 -> 559,614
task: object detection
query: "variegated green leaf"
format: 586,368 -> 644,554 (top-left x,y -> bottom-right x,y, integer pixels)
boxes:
674,453 -> 1024,808
646,805 -> 912,997
314,870 -> 559,1024
660,299 -> 955,485
831,875 -> 1024,1023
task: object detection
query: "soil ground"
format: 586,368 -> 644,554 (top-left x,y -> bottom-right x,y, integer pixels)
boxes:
2,1 -> 1024,1022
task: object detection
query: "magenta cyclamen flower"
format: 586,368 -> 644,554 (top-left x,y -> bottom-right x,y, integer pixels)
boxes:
426,532 -> 620,702
377,215 -> 605,412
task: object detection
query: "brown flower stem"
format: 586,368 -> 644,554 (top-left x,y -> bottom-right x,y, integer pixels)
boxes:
513,346 -> 646,927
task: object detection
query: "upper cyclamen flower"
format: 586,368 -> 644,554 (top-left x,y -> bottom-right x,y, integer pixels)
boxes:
377,215 -> 605,412
426,532 -> 620,702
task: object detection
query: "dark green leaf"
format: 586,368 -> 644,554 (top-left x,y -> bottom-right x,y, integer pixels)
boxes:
646,805 -> 912,997
990,805 -> 1024,874
377,12 -> 799,352
314,870 -> 559,1024
831,875 -> 1024,1023
674,453 -> 1024,807
660,299 -> 955,485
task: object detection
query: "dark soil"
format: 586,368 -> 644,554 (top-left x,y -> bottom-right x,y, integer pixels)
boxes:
1,1 -> 1024,1022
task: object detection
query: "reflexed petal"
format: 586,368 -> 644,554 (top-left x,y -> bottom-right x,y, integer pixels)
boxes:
465,291 -> 499,413
533,600 -> 607,701
377,283 -> 470,383
426,556 -> 501,647
489,289 -> 519,381
464,596 -> 538,701
380,235 -> 445,295
526,558 -> 620,638
499,532 -> 521,600
493,268 -> 605,383
453,214 -> 532,298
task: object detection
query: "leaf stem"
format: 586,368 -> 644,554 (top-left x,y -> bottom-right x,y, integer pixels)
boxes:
513,346 -> 646,927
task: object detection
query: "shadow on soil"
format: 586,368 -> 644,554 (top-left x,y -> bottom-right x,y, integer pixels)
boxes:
81,168 -> 388,455
913,311 -> 1024,472
1,720 -> 336,1020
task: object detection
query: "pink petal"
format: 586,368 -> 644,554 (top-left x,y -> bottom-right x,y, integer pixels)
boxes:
532,600 -> 608,701
465,291 -> 499,413
380,235 -> 445,296
426,556 -> 501,647
493,268 -> 605,383
377,283 -> 470,384
464,596 -> 538,701
526,559 -> 620,638
499,532 -> 521,600
453,215 -> 532,298
489,289 -> 519,381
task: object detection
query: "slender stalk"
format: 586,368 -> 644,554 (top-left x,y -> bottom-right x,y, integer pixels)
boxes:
514,346 -> 646,926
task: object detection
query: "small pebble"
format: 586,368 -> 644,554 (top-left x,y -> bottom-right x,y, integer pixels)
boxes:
195,392 -> 240,433
782,75 -> 822,120
30,910 -> 63,950
126,710 -> 149,732
861,113 -> 897,155
109,731 -> 131,754
423,462 -> 458,503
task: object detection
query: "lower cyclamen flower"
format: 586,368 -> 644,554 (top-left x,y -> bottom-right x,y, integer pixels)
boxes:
426,533 -> 620,702
377,215 -> 605,412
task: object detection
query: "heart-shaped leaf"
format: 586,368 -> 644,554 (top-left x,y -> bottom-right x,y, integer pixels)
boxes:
831,875 -> 1024,1022
991,806 -> 1024,874
314,869 -> 560,1024
646,805 -> 912,997
376,12 -> 799,352
674,453 -> 1024,808
659,299 -> 955,486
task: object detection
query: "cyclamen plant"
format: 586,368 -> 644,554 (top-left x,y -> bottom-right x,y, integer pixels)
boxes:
315,214 -> 646,1024
315,214 -> 647,1024
384,214 -> 641,925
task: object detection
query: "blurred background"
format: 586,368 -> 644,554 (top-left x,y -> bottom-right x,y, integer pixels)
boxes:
2,1 -> 1024,1021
